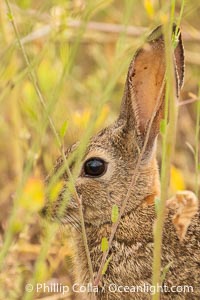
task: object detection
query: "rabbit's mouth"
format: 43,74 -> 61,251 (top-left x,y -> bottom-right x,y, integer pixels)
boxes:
58,209 -> 81,231
40,204 -> 81,231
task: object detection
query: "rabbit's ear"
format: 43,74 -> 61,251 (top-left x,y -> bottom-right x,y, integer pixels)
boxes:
119,25 -> 184,153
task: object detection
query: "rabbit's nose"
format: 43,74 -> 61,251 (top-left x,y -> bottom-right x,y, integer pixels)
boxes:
40,206 -> 47,218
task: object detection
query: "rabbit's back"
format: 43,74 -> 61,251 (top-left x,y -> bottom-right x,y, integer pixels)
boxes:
73,204 -> 200,300
94,207 -> 200,300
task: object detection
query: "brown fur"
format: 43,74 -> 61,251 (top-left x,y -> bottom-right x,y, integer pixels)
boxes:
43,25 -> 200,299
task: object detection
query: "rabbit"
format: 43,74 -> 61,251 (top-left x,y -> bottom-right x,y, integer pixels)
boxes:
42,25 -> 200,300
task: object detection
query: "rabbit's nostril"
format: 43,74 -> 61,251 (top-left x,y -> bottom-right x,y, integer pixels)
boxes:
40,206 -> 47,218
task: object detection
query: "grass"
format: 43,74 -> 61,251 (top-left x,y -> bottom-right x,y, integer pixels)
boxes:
152,3 -> 180,297
0,0 -> 199,299
195,85 -> 200,196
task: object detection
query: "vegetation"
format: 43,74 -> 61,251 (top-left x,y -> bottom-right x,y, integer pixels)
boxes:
0,0 -> 199,299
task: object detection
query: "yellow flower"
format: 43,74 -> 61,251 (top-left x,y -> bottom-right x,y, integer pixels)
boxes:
170,165 -> 186,194
19,177 -> 45,212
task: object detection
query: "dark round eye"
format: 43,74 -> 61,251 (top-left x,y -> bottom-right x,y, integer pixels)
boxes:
83,157 -> 107,177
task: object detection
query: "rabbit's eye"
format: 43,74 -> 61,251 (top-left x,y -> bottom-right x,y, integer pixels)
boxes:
83,158 -> 107,177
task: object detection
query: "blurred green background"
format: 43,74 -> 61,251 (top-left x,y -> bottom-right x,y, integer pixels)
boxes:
0,0 -> 199,299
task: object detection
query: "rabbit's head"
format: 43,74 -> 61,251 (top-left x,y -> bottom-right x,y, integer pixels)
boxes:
43,25 -> 184,229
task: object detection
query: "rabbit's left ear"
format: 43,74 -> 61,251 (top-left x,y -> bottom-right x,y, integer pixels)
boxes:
119,25 -> 184,152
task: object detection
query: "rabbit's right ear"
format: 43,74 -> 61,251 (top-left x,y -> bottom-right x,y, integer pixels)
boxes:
119,25 -> 184,154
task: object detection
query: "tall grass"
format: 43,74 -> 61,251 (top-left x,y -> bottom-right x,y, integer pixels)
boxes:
152,1 -> 185,299
195,85 -> 200,197
0,1 -> 199,300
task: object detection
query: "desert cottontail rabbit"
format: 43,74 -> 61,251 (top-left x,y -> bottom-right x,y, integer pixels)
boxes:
43,25 -> 200,300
